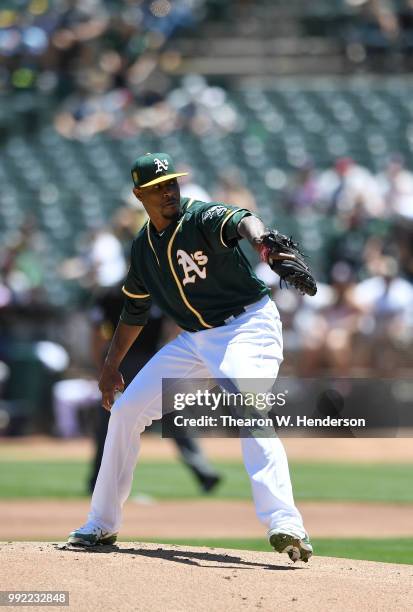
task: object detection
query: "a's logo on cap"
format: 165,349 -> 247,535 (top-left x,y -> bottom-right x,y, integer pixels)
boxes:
132,171 -> 139,183
154,158 -> 169,173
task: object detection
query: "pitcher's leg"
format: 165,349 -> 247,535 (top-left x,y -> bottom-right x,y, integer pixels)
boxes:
87,375 -> 160,532
87,334 -> 207,533
197,298 -> 306,539
241,436 -> 305,538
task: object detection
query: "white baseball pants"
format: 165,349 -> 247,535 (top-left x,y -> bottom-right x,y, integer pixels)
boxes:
88,296 -> 306,539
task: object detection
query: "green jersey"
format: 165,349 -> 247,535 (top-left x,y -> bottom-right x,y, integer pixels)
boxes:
120,197 -> 270,332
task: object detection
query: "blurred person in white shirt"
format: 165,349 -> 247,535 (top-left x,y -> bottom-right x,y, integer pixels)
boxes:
353,255 -> 413,327
352,255 -> 413,372
376,154 -> 413,220
177,165 -> 212,202
318,157 -> 385,218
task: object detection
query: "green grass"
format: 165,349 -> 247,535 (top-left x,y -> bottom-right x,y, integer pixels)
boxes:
134,537 -> 413,565
291,463 -> 413,503
0,460 -> 413,503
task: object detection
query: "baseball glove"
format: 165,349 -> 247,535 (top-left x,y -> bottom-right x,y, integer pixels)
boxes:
258,230 -> 317,296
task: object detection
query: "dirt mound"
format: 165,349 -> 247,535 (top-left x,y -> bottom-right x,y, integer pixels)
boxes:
1,542 -> 411,611
3,434 -> 413,463
1,499 -> 413,541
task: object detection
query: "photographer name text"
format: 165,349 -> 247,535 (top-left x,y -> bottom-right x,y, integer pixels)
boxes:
173,415 -> 366,428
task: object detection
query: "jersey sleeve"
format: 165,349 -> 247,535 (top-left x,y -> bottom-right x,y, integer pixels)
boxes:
197,203 -> 252,252
120,242 -> 152,326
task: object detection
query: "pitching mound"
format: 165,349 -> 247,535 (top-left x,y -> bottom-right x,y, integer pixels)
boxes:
1,542 -> 412,611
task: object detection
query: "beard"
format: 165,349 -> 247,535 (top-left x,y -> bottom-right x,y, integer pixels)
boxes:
161,202 -> 181,221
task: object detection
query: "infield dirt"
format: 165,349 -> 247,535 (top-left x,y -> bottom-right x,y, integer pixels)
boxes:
2,434 -> 413,462
1,499 -> 413,540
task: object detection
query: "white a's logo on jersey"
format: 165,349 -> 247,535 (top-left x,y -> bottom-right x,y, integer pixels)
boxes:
177,250 -> 208,286
202,205 -> 227,221
154,158 -> 169,173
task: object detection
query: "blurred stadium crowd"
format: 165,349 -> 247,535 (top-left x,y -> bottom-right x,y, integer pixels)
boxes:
2,0 -> 413,101
0,0 -> 412,435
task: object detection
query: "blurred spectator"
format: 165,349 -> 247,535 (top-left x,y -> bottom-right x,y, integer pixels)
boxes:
60,225 -> 127,289
59,204 -> 144,290
0,216 -> 47,305
399,0 -> 413,38
376,154 -> 413,219
352,255 -> 413,371
1,0 -> 413,389
318,157 -> 385,218
0,0 -> 204,99
53,377 -> 100,438
393,218 -> 413,281
364,0 -> 400,42
325,202 -> 388,280
213,168 -> 257,212
178,165 -> 212,202
54,81 -> 133,139
110,203 -> 148,249
283,160 -> 321,213
345,0 -> 401,67
88,227 -> 128,289
353,255 -> 413,326
299,262 -> 364,376
256,261 -> 367,376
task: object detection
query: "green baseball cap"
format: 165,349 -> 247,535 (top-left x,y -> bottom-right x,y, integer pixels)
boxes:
131,152 -> 188,188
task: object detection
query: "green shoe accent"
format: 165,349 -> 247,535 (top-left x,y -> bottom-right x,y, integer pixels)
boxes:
269,531 -> 313,563
96,532 -> 117,546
